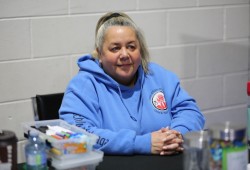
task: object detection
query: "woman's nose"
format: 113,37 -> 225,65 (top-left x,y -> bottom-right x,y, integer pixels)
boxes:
120,48 -> 129,58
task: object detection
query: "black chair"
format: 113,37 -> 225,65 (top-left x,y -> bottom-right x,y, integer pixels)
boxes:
32,93 -> 64,120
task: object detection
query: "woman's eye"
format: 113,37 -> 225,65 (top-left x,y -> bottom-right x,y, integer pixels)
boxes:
128,45 -> 136,50
110,47 -> 119,52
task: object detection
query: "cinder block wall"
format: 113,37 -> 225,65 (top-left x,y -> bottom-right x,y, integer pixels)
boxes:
0,1 -> 249,141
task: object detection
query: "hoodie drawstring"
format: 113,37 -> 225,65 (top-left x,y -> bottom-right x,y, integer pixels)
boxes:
117,86 -> 138,122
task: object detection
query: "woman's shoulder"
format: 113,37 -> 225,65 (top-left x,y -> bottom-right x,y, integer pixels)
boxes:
66,71 -> 96,91
145,62 -> 180,87
148,62 -> 177,77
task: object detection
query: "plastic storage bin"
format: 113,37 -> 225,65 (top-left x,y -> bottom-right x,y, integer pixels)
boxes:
51,150 -> 103,170
22,119 -> 103,169
22,119 -> 99,160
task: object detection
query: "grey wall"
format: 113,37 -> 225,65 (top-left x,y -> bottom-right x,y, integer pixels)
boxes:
0,1 -> 249,141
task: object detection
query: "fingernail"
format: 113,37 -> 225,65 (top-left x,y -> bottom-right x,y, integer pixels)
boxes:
163,146 -> 168,149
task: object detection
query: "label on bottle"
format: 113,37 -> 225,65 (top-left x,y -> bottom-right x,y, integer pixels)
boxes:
26,152 -> 46,166
248,107 -> 250,141
223,146 -> 248,170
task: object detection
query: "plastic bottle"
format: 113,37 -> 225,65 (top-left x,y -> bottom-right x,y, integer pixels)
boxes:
247,81 -> 250,163
25,130 -> 47,170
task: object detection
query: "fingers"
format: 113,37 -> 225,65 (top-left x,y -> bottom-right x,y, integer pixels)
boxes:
168,129 -> 182,138
151,128 -> 184,155
160,126 -> 169,133
162,143 -> 179,150
161,129 -> 184,154
161,143 -> 184,156
162,133 -> 178,143
162,131 -> 183,145
161,127 -> 182,138
151,130 -> 168,154
160,150 -> 180,155
176,146 -> 184,152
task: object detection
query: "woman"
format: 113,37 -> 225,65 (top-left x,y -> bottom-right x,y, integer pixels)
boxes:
59,12 -> 205,155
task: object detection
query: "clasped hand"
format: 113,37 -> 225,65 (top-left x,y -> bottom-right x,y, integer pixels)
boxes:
151,127 -> 183,155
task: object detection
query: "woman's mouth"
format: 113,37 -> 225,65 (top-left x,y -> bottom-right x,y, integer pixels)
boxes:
117,63 -> 132,67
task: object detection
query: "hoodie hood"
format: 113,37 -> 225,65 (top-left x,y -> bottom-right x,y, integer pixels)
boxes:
77,54 -> 144,91
77,54 -> 145,122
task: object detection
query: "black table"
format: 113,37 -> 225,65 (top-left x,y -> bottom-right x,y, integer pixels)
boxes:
96,153 -> 183,170
18,153 -> 183,170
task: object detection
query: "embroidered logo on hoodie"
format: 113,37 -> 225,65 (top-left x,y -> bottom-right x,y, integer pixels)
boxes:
151,90 -> 167,110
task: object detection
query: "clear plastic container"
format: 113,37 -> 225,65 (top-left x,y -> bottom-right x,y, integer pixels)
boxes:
22,119 -> 98,160
183,130 -> 210,170
50,150 -> 103,170
22,119 -> 104,169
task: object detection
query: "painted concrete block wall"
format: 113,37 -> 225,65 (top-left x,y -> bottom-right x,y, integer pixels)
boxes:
0,1 -> 249,142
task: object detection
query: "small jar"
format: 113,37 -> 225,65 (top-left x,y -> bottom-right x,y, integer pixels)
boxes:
209,121 -> 248,170
0,130 -> 17,170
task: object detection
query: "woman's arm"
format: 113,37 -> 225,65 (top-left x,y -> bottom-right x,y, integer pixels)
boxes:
59,90 -> 152,155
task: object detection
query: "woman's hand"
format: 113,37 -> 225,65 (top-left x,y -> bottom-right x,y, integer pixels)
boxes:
160,127 -> 184,155
151,127 -> 183,155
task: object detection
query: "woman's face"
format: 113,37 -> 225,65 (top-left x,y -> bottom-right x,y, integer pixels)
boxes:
99,26 -> 141,86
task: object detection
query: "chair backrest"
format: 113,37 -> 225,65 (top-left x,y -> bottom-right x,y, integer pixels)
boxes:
32,93 -> 64,120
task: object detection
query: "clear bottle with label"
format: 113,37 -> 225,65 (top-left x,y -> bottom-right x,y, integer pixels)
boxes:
25,130 -> 47,170
247,81 -> 250,163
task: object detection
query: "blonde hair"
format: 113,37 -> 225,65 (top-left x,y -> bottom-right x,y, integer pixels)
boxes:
92,12 -> 150,73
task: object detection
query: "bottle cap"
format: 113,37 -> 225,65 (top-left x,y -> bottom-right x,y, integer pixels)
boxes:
247,81 -> 250,96
29,130 -> 39,137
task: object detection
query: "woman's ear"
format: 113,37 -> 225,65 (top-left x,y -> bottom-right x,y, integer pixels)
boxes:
96,48 -> 100,55
92,48 -> 100,59
96,48 -> 102,63
92,49 -> 102,66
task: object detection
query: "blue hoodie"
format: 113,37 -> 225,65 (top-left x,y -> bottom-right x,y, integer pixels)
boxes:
59,54 -> 205,154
